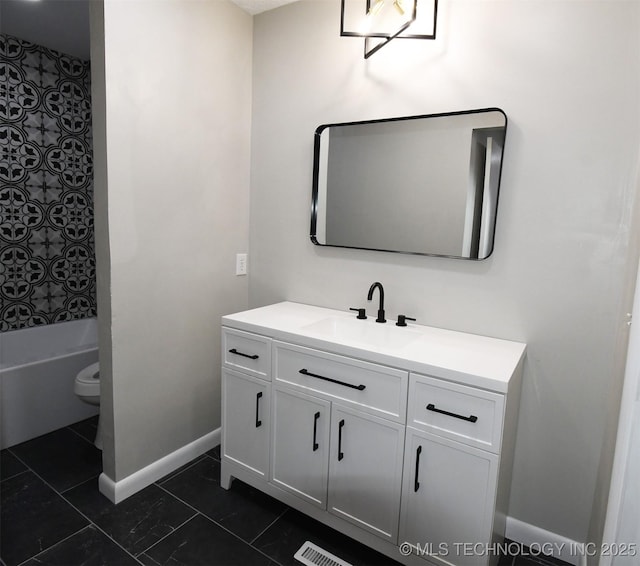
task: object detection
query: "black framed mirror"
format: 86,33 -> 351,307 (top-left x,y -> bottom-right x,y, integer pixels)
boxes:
310,108 -> 507,259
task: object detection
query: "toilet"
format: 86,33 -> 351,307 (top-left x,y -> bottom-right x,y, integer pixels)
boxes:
74,362 -> 102,449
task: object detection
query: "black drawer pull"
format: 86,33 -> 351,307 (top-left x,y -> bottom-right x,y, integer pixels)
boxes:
255,392 -> 263,427
338,419 -> 345,461
426,403 -> 478,423
414,445 -> 422,492
313,411 -> 320,451
229,348 -> 259,360
299,369 -> 366,391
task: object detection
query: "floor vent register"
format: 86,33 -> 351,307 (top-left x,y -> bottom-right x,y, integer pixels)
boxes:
294,541 -> 353,566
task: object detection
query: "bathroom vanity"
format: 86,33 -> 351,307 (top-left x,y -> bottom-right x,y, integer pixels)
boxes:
220,302 -> 526,566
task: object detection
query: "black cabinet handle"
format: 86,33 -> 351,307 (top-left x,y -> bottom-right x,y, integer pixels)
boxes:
338,419 -> 345,461
299,369 -> 366,391
255,392 -> 263,427
229,348 -> 259,360
426,403 -> 478,423
414,445 -> 422,492
312,411 -> 320,451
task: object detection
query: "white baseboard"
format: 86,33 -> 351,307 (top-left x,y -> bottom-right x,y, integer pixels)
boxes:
506,517 -> 588,566
99,427 -> 220,504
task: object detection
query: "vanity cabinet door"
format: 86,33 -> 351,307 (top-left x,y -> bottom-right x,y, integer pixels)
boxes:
271,387 -> 331,508
328,404 -> 405,544
222,368 -> 270,479
399,428 -> 499,566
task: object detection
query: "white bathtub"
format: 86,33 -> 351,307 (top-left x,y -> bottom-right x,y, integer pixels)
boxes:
0,318 -> 99,449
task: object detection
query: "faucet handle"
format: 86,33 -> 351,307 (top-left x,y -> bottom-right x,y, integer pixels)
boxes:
396,315 -> 416,327
350,307 -> 367,320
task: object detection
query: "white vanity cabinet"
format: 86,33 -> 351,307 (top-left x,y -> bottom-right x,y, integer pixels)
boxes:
327,402 -> 405,542
221,368 -> 271,478
270,386 -> 331,507
270,340 -> 407,542
400,373 -> 503,566
400,428 -> 499,566
221,329 -> 272,479
270,389 -> 405,542
220,302 -> 526,566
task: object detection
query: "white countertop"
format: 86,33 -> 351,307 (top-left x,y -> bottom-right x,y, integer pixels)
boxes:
222,302 -> 526,393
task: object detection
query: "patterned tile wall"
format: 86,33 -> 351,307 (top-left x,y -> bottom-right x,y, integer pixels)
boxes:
0,34 -> 96,332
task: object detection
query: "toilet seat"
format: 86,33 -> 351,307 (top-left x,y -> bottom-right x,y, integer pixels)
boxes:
74,361 -> 100,397
73,361 -> 102,449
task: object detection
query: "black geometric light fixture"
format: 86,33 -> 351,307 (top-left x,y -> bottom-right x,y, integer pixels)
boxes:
340,0 -> 438,59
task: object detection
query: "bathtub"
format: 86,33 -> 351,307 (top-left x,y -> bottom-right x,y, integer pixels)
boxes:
0,318 -> 99,449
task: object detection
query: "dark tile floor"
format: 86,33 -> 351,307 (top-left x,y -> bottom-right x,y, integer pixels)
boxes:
1,417 -> 571,566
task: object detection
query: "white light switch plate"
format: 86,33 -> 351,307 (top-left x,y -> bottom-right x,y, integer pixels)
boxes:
236,253 -> 248,275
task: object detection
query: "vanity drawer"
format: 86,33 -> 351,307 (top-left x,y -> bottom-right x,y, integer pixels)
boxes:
273,341 -> 408,423
408,373 -> 504,453
222,328 -> 272,381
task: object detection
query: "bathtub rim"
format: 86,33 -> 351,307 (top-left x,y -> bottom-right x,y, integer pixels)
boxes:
0,317 -> 98,371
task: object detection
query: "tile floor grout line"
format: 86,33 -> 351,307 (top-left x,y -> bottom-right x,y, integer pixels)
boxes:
131,512 -> 200,558
153,482 -> 228,535
65,422 -> 98,445
3,461 -> 93,566
3,454 -> 145,566
204,451 -> 220,462
198,511 -> 290,566
4,448 -> 30,469
154,482 -> 288,566
0,467 -> 31,484
54,491 -> 148,566
14,525 -> 97,566
154,454 -> 208,486
4,450 -> 277,566
249,505 -> 290,546
59,472 -> 103,495
5,439 -> 220,566
10,440 -> 362,566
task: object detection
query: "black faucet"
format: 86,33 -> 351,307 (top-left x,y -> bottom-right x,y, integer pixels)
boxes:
367,282 -> 386,323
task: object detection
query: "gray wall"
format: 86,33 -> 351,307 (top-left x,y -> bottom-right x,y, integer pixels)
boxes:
91,0 -> 252,481
249,0 -> 640,545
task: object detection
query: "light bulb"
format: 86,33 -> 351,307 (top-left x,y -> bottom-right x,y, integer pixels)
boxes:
368,0 -> 385,16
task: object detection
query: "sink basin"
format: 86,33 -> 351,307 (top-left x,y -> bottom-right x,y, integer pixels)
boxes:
302,316 -> 421,350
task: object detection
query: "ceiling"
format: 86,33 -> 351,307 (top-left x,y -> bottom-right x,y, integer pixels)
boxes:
0,0 -> 299,61
230,0 -> 298,15
0,0 -> 91,60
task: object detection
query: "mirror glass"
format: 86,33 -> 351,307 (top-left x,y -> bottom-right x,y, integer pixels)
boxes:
311,108 -> 507,259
